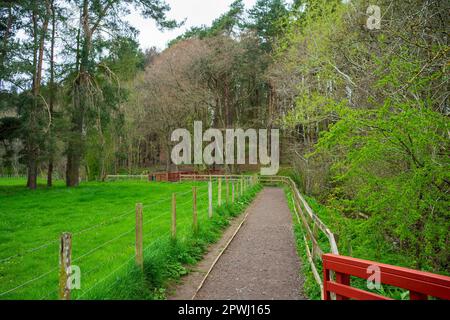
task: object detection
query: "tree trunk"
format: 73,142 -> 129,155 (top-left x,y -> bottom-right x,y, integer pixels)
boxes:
27,1 -> 50,189
224,79 -> 232,127
66,0 -> 91,187
66,104 -> 84,186
26,8 -> 38,190
47,0 -> 56,187
27,156 -> 38,189
47,161 -> 53,187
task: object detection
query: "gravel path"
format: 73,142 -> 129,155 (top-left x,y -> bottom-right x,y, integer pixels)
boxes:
195,187 -> 305,300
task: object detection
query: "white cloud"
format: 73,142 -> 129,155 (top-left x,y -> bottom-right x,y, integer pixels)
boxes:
125,0 -> 258,50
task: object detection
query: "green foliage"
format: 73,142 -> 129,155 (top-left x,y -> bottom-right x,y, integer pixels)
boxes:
103,37 -> 146,81
246,0 -> 290,52
275,0 -> 449,276
316,97 -> 449,271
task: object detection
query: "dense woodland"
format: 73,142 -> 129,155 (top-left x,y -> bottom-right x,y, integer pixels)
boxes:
0,1 -> 448,273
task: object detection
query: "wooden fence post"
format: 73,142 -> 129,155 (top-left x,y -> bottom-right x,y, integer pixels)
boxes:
226,176 -> 229,205
59,232 -> 72,300
241,176 -> 244,196
312,222 -> 318,259
192,186 -> 198,233
208,179 -> 213,219
172,193 -> 176,240
135,203 -> 143,270
232,181 -> 235,203
218,177 -> 222,206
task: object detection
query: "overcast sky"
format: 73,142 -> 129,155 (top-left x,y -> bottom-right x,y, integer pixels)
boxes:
125,0 -> 259,50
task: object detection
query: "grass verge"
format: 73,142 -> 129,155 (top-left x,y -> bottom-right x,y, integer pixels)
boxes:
283,186 -> 422,300
0,177 -> 261,300
79,183 -> 262,300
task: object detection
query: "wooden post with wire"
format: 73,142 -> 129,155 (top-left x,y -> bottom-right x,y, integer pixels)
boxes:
226,176 -> 229,205
172,193 -> 177,240
135,203 -> 143,270
241,176 -> 244,196
311,222 -> 320,260
218,177 -> 222,206
193,186 -> 198,233
208,179 -> 213,219
232,181 -> 235,203
59,232 -> 72,300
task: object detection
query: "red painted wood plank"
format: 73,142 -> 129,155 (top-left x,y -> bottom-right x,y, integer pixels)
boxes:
323,264 -> 331,301
324,259 -> 450,299
323,254 -> 450,287
327,282 -> 392,300
409,291 -> 428,300
335,272 -> 350,300
323,255 -> 450,300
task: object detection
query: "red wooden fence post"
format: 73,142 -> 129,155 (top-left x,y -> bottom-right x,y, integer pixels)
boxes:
335,272 -> 350,300
323,264 -> 331,301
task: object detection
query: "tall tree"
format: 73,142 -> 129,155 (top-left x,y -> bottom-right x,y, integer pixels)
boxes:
46,0 -> 57,187
25,0 -> 51,189
65,0 -> 178,186
247,0 -> 289,52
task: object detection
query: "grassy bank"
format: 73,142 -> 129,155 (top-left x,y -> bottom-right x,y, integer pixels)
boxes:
86,183 -> 262,299
0,178 -> 261,299
282,186 -> 441,300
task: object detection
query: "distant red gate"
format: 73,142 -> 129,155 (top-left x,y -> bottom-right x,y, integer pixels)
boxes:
149,170 -> 223,182
323,254 -> 450,300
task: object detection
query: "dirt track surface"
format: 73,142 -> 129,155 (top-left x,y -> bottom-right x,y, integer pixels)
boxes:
194,187 -> 305,300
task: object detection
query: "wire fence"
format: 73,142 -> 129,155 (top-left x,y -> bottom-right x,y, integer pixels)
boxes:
0,176 -> 258,300
0,186 -> 202,265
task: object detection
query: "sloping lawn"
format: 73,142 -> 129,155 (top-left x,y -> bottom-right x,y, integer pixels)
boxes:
0,178 -> 216,299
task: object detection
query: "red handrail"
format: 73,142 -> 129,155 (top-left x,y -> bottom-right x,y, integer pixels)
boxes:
322,254 -> 450,300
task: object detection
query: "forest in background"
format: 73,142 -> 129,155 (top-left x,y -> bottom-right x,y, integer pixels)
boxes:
0,0 -> 448,273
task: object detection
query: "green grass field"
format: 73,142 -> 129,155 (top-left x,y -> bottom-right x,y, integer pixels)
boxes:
0,177 -> 260,300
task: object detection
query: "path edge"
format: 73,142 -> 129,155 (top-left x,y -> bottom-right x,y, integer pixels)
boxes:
191,203 -> 254,300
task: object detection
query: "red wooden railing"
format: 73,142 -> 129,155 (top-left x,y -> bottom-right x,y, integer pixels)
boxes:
323,254 -> 450,300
